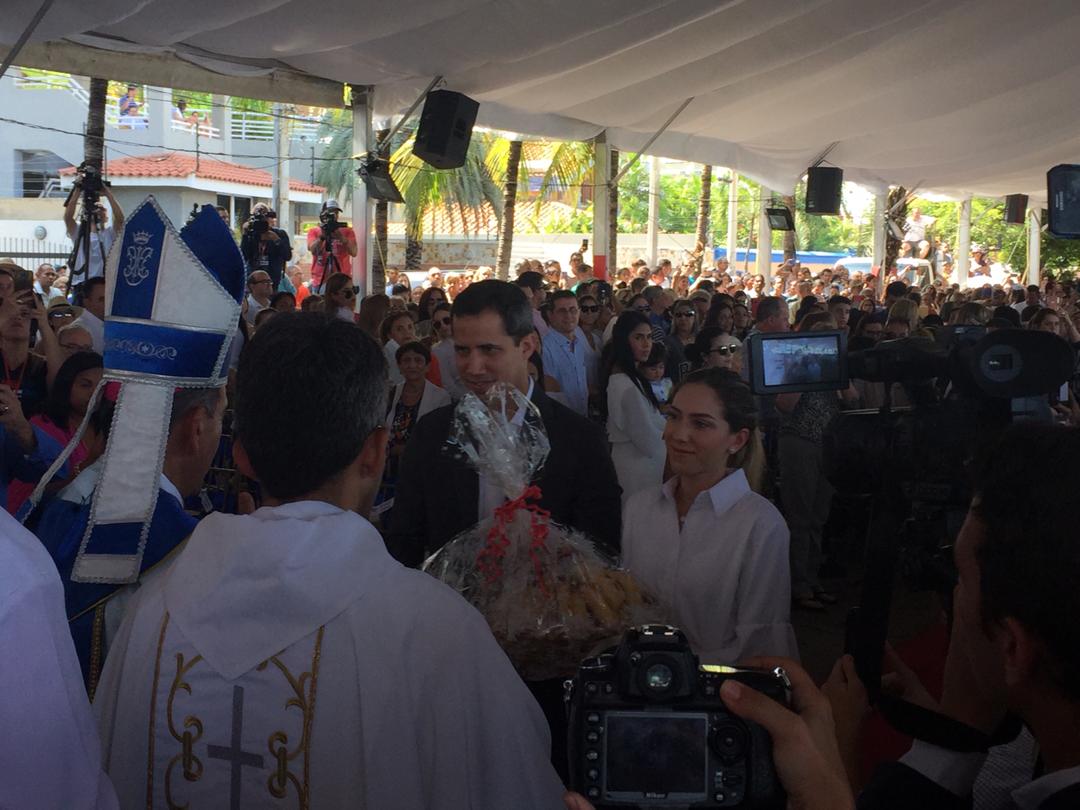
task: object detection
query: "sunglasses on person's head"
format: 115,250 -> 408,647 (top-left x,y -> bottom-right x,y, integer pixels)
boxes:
49,309 -> 76,320
707,344 -> 740,356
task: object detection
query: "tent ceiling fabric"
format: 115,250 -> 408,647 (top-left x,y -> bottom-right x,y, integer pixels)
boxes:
6,0 -> 1080,199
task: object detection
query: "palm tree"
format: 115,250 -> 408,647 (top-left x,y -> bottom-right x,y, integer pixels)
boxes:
314,108 -> 355,205
694,164 -> 713,272
372,128 -> 390,293
884,186 -> 908,282
85,78 -> 107,170
389,131 -> 502,270
534,141 -> 594,212
492,139 -> 524,280
782,193 -> 797,260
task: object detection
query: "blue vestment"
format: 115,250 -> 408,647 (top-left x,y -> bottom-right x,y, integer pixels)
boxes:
30,484 -> 196,695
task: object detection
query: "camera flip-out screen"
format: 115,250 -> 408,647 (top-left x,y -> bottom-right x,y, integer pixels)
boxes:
604,712 -> 708,803
748,330 -> 848,395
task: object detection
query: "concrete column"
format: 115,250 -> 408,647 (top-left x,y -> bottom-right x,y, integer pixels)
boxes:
592,132 -> 611,280
956,196 -> 972,288
271,104 -> 291,236
756,188 -> 772,282
350,89 -> 373,293
1027,207 -> 1041,286
726,171 -> 739,265
872,191 -> 888,270
646,155 -> 659,268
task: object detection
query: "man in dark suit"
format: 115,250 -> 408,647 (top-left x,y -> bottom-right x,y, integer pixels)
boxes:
386,280 -> 621,782
386,279 -> 621,568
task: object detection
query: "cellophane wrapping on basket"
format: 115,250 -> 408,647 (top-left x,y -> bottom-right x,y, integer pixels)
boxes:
423,383 -> 666,681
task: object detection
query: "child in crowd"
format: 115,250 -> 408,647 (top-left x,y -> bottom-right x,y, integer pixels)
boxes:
641,342 -> 672,404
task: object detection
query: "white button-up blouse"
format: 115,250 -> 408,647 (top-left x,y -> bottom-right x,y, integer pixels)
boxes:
621,469 -> 799,665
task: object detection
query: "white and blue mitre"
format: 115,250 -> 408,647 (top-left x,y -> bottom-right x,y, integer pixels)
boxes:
26,198 -> 243,584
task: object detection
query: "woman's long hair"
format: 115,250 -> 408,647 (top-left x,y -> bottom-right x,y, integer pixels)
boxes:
670,367 -> 765,493
45,351 -> 103,429
600,310 -> 658,417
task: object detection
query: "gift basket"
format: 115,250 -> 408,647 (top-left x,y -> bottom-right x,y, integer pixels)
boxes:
423,383 -> 666,680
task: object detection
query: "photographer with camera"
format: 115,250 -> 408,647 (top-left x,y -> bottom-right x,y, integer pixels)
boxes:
63,166 -> 124,292
821,422 -> 1080,810
240,202 -> 292,289
307,199 -> 357,292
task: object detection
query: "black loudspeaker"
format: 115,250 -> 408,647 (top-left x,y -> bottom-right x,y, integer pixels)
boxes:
1047,164 -> 1080,238
1004,194 -> 1028,225
805,166 -> 843,215
412,90 -> 479,170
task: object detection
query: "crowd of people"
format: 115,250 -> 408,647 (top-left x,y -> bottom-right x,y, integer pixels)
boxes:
3,198 -> 1080,810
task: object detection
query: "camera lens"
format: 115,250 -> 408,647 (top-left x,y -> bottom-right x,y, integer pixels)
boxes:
644,662 -> 674,692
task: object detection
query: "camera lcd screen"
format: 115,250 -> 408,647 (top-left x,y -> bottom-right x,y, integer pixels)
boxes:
748,331 -> 848,395
604,713 -> 708,800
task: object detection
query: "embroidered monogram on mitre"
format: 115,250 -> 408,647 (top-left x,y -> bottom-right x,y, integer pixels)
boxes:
123,230 -> 154,286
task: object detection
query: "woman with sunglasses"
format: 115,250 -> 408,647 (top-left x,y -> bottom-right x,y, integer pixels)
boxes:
601,311 -> 666,505
415,287 -> 448,340
663,299 -> 698,382
324,272 -> 357,323
621,368 -> 797,664
687,326 -> 742,374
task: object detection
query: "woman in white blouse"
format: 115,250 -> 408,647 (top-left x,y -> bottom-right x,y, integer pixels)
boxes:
622,368 -> 798,664
602,311 -> 667,504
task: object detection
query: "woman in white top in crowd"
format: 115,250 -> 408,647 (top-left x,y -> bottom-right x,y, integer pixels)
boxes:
602,310 -> 666,504
622,368 -> 798,664
379,310 -> 417,387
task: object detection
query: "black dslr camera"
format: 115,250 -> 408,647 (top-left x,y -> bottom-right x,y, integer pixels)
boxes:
248,210 -> 270,235
319,208 -> 346,236
566,626 -> 790,808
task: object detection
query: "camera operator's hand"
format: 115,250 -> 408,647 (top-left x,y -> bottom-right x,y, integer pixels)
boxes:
562,792 -> 594,810
725,657 -> 855,810
822,654 -> 870,790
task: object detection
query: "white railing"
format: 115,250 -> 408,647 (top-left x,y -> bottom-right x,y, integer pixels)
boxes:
230,110 -> 324,142
13,71 -> 90,104
170,114 -> 221,139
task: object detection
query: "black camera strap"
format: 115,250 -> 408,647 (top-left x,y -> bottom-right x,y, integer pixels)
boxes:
877,694 -> 1022,753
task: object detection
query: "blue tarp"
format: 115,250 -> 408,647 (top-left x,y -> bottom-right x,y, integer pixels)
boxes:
712,247 -> 853,265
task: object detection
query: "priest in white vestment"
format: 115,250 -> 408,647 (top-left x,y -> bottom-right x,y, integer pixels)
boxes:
0,507 -> 118,810
93,313 -> 567,809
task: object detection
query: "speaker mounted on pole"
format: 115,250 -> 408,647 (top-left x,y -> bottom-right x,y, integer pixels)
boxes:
1004,194 -> 1028,225
805,166 -> 843,215
412,89 -> 480,170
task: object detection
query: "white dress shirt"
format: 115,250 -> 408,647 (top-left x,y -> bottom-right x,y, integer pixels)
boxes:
622,469 -> 799,664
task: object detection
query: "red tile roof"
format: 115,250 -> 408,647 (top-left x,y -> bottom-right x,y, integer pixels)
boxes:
60,151 -> 324,193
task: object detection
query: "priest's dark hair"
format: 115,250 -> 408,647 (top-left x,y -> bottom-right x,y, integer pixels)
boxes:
451,280 -> 534,343
236,312 -> 388,499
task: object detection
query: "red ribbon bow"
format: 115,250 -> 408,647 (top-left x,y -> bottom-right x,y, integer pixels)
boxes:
476,484 -> 553,595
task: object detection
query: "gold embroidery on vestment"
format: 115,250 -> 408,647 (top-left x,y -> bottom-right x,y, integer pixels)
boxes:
147,612 -> 170,809
164,650 -> 204,809
258,626 -> 325,809
88,604 -> 106,702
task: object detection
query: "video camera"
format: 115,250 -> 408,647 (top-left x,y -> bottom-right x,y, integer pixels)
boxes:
248,209 -> 271,235
319,208 -> 347,236
75,162 -> 107,196
566,626 -> 789,808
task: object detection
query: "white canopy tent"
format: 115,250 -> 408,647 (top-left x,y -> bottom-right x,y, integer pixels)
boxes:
5,0 -> 1080,202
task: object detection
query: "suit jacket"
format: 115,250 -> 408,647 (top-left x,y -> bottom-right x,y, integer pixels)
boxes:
858,761 -> 1080,810
385,386 -> 622,568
